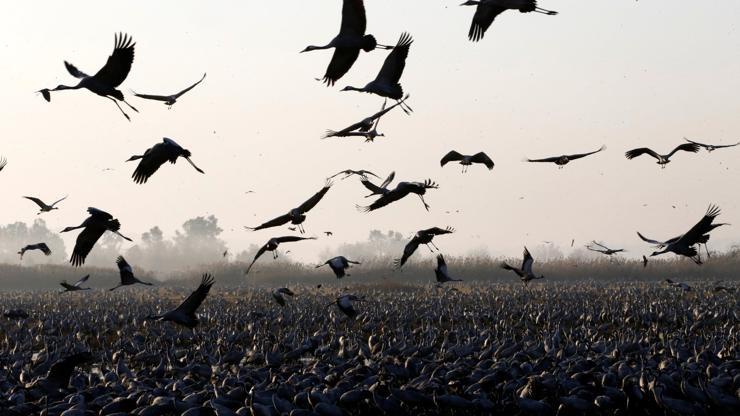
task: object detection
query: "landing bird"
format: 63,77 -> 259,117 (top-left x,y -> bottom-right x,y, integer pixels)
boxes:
648,205 -> 727,264
38,33 -> 138,120
501,247 -> 544,285
61,208 -> 132,267
126,137 -> 204,184
434,254 -> 462,284
23,195 -> 68,214
272,287 -> 295,306
245,236 -> 316,275
461,0 -> 558,42
358,179 -> 438,212
585,241 -> 625,256
27,352 -> 93,394
0,156 -> 6,171
60,275 -> 91,292
302,0 -> 392,86
440,151 -> 494,172
664,279 -> 691,292
359,171 -> 395,197
317,256 -> 361,278
245,181 -> 332,233
323,96 -> 410,141
342,32 -> 414,113
394,227 -> 455,269
625,143 -> 699,168
110,256 -> 153,290
328,169 -> 381,181
684,137 -> 739,152
327,294 -> 365,318
18,243 -> 51,259
146,274 -> 213,328
526,145 -> 606,168
132,73 -> 206,108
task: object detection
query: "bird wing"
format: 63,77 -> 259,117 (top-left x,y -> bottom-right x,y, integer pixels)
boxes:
87,207 -> 113,220
394,236 -> 420,268
360,176 -> 386,194
440,151 -> 465,167
375,32 -> 413,86
591,241 -> 610,250
173,73 -> 207,98
116,255 -> 134,283
70,226 -> 105,267
39,243 -> 52,255
274,236 -> 316,244
357,170 -> 380,179
245,245 -> 268,275
245,213 -> 292,231
131,143 -> 169,184
74,274 -> 90,287
470,152 -> 494,169
93,33 -> 135,88
636,231 -> 666,246
131,92 -> 170,102
297,181 -> 332,214
322,118 -> 367,138
436,254 -> 447,274
566,145 -> 606,161
359,187 -> 406,212
173,274 -> 214,315
713,142 -> 740,149
521,247 -> 534,274
340,0 -> 366,36
60,281 -> 76,291
666,142 -> 700,157
468,4 -> 506,42
420,226 -> 454,236
51,195 -> 68,207
526,156 -> 561,163
380,171 -> 396,189
684,137 -> 710,148
22,196 -> 46,209
277,287 -> 295,296
64,61 -> 89,79
625,148 -> 660,160
323,48 -> 361,86
675,204 -> 721,246
46,352 -> 92,388
0,157 -> 6,171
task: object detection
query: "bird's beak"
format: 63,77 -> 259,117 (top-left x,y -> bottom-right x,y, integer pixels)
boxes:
300,47 -> 311,53
185,157 -> 205,174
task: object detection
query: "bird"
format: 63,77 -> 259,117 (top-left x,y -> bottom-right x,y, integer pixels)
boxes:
110,256 -> 154,290
342,32 -> 414,112
245,181 -> 332,233
434,254 -> 462,285
526,145 -> 606,168
684,137 -> 739,152
38,33 -> 138,120
394,227 -> 455,269
223,250 -> 229,258
501,247 -> 544,285
585,241 -> 625,256
288,227 -> 297,232
146,274 -> 213,328
60,275 -> 91,293
28,352 -> 93,394
0,156 -> 6,171
126,137 -> 205,184
324,231 -> 334,236
22,195 -> 68,214
636,232 -> 679,249
323,96 -> 411,141
301,0 -> 392,86
625,143 -> 700,168
440,151 -> 494,172
358,179 -> 439,212
359,171 -> 395,197
664,279 -> 691,292
642,255 -> 648,268
461,0 -> 559,42
3,309 -> 29,319
317,256 -> 361,278
18,243 -> 51,259
61,208 -> 132,267
132,73 -> 206,108
272,287 -> 295,306
649,205 -> 727,264
245,236 -> 316,275
327,294 -> 365,318
328,169 -> 381,181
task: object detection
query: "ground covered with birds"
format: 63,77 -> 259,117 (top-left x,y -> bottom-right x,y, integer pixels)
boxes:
0,282 -> 737,415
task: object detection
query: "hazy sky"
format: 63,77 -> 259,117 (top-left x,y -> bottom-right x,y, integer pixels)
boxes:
2,1 -> 739,263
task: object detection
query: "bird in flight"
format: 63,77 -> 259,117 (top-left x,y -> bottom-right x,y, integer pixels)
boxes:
132,73 -> 206,108
642,255 -> 648,268
461,0 -> 558,42
327,169 -> 381,181
245,181 -> 332,233
38,33 -> 138,120
394,227 -> 455,269
18,243 -> 51,259
327,294 -> 365,319
358,178 -> 439,212
111,256 -> 154,290
22,195 -> 68,215
684,137 -> 739,152
440,151 -> 494,173
126,137 -> 204,184
625,143 -> 699,168
501,247 -> 544,286
585,241 -> 625,256
0,156 -> 6,172
526,145 -> 606,168
323,96 -> 410,141
324,231 -> 334,236
434,254 -> 462,285
61,208 -> 132,267
272,287 -> 295,306
317,256 -> 361,278
647,205 -> 727,264
60,275 -> 91,293
146,274 -> 214,328
664,278 -> 691,292
245,236 -> 316,275
359,171 -> 395,198
302,0 -> 393,86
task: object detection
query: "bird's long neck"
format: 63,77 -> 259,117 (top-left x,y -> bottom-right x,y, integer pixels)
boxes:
303,44 -> 332,52
126,155 -> 144,162
50,83 -> 82,92
343,86 -> 366,93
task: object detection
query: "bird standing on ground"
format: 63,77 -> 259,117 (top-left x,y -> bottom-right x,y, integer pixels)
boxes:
461,0 -> 558,42
18,243 -> 51,259
585,241 -> 625,256
648,205 -> 727,264
245,181 -> 332,233
110,256 -> 153,290
38,33 -> 138,120
61,208 -> 132,267
526,145 -> 606,168
434,254 -> 462,285
440,151 -> 494,172
684,137 -> 739,152
146,274 -> 213,328
394,227 -> 455,269
132,73 -> 206,108
317,256 -> 361,278
625,143 -> 700,168
501,247 -> 544,285
22,195 -> 68,214
323,96 -> 410,141
126,138 -> 205,184
272,288 -> 295,306
60,275 -> 91,293
245,236 -> 317,275
358,178 -> 438,212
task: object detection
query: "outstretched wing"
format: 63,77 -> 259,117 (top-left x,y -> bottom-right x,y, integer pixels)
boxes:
245,245 -> 268,275
340,0 -> 366,36
0,156 -> 6,171
70,227 -> 105,267
713,142 -> 740,149
636,231 -> 666,246
358,187 -> 406,212
470,152 -> 494,169
116,256 -> 134,282
131,144 -> 169,184
74,274 -> 90,287
468,4 -> 506,42
521,247 -> 534,274
173,73 -> 207,98
131,92 -> 170,102
360,176 -> 386,195
436,254 -> 447,274
173,274 -> 214,315
375,32 -> 412,86
394,236 -> 420,269
51,195 -> 68,207
666,142 -> 700,158
297,181 -> 332,214
440,151 -> 464,167
675,204 -> 721,246
380,171 -> 395,189
566,145 -> 606,161
23,196 -> 46,209
274,236 -> 316,244
684,137 -> 710,148
93,33 -> 135,88
245,213 -> 292,231
420,226 -> 454,236
625,148 -> 660,160
60,281 -> 76,291
64,61 -> 89,79
526,156 -> 560,163
323,48 -> 361,86
38,243 -> 52,256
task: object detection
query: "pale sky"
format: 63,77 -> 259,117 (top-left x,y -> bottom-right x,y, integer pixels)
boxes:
1,1 -> 739,263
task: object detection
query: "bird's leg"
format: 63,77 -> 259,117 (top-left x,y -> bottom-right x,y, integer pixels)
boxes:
106,97 -> 131,121
418,195 -> 430,211
121,98 -> 139,113
424,243 -> 434,253
273,251 -> 278,260
704,244 -> 711,259
534,8 -> 558,15
430,241 -> 440,251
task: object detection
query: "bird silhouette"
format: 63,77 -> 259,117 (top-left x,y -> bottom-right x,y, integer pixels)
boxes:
0,156 -> 6,171
394,227 -> 455,269
317,256 -> 361,278
245,181 -> 332,233
126,137 -> 204,184
272,287 -> 295,306
684,137 -> 739,152
625,143 -> 699,168
585,241 -> 625,256
61,208 -> 132,267
22,195 -> 67,214
328,169 -> 381,181
327,294 -> 365,318
27,352 -> 93,395
358,178 -> 438,212
323,96 -> 410,141
664,278 -> 691,292
359,171 -> 395,197
461,0 -> 558,42
245,236 -> 316,275
434,254 -> 462,284
60,275 -> 91,293
526,145 -> 606,168
18,243 -> 51,259
501,247 -> 544,285
440,151 -> 494,172
132,73 -> 206,108
649,205 -> 727,264
110,256 -> 153,290
146,274 -> 213,328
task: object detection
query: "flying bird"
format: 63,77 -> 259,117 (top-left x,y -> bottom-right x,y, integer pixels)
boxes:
585,241 -> 625,256
328,169 -> 381,181
324,231 -> 334,236
132,73 -> 206,108
245,181 -> 332,233
684,137 -> 739,152
461,0 -> 558,42
22,195 -> 68,214
359,171 -> 395,197
358,179 -> 439,212
302,0 -> 392,86
501,247 -> 544,285
625,143 -> 699,168
434,254 -> 462,285
28,352 -> 93,393
245,236 -> 316,275
126,137 -> 204,184
664,278 -> 692,292
317,256 -> 361,278
394,227 -> 455,269
18,243 -> 51,259
38,33 -> 138,120
272,287 -> 295,306
342,32 -> 414,112
111,256 -> 154,290
648,205 -> 727,264
526,145 -> 606,168
323,96 -> 410,141
61,208 -> 132,267
0,156 -> 6,171
440,151 -> 494,172
60,275 -> 91,293
327,294 -> 365,318
145,274 -> 213,328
